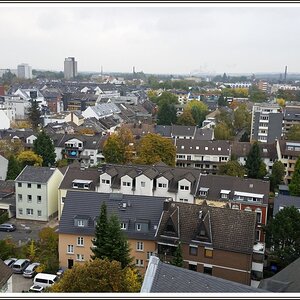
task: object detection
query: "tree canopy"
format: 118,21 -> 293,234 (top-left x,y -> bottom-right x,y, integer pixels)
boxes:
177,108 -> 196,126
289,157 -> 300,196
17,150 -> 43,168
218,160 -> 245,177
27,99 -> 41,131
157,101 -> 177,125
49,258 -> 141,293
33,131 -> 56,167
270,161 -> 285,192
186,100 -> 208,126
214,122 -> 233,140
6,155 -> 22,180
286,124 -> 300,141
265,206 -> 300,268
135,133 -> 176,167
245,142 -> 265,179
233,104 -> 251,132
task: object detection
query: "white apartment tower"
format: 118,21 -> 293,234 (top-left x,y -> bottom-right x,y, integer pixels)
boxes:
64,57 -> 77,79
17,63 -> 32,79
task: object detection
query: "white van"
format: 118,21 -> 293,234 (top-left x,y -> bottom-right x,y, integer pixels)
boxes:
33,273 -> 58,288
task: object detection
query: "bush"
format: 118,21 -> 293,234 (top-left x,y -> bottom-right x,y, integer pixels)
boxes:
0,212 -> 9,224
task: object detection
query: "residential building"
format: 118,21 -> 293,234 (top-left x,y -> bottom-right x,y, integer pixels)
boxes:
0,110 -> 10,129
195,174 -> 270,244
15,166 -> 63,221
17,63 -> 32,79
175,140 -> 230,173
155,201 -> 262,287
282,105 -> 300,137
0,154 -> 8,180
257,81 -> 269,92
0,95 -> 28,119
0,181 -> 15,218
58,191 -> 167,272
259,256 -> 300,292
82,103 -> 121,120
273,194 -> 300,217
276,139 -> 300,184
41,88 -> 63,113
57,162 -> 100,220
97,163 -> 202,204
141,256 -> 266,293
13,88 -> 46,108
64,57 -> 77,80
0,259 -> 13,293
250,104 -> 283,143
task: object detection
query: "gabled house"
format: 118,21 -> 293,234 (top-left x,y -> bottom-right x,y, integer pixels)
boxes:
0,259 -> 13,293
155,201 -> 261,287
15,166 -> 63,221
58,191 -> 167,273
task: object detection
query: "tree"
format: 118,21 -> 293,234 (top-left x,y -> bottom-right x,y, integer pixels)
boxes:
186,100 -> 208,126
218,160 -> 245,177
249,85 -> 267,103
136,133 -> 176,167
265,206 -> 300,268
49,258 -> 141,292
27,99 -> 41,131
17,150 -> 43,168
276,98 -> 286,108
171,242 -> 183,267
155,91 -> 178,106
157,102 -> 177,125
239,131 -> 250,142
6,155 -> 22,180
0,239 -> 16,260
289,157 -> 300,196
233,104 -> 251,132
214,122 -> 233,140
27,239 -> 37,262
218,94 -> 228,107
245,142 -> 263,179
33,131 -> 56,167
286,124 -> 300,141
0,139 -> 24,157
91,202 -> 109,260
177,109 -> 196,126
270,161 -> 285,192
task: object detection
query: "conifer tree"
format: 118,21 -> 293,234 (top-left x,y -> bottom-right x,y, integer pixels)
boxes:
6,155 -> 22,180
27,99 -> 41,131
171,242 -> 183,267
245,142 -> 263,179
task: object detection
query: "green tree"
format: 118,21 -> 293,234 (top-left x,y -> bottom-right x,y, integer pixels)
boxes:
214,122 -> 233,140
233,104 -> 251,132
265,206 -> 300,268
33,131 -> 56,167
249,85 -> 267,103
155,91 -> 178,106
171,242 -> 183,267
218,160 -> 245,177
218,94 -> 228,107
245,142 -> 263,179
136,133 -> 176,167
289,157 -> 300,196
239,131 -> 250,142
286,124 -> 300,141
6,155 -> 22,180
186,100 -> 208,126
157,102 -> 177,125
91,202 -> 109,260
27,99 -> 41,131
17,150 -> 43,168
103,134 -> 125,164
49,258 -> 141,292
0,239 -> 16,260
177,109 -> 196,126
270,161 -> 285,192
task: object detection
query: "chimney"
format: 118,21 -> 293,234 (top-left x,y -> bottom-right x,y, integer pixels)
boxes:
163,199 -> 171,211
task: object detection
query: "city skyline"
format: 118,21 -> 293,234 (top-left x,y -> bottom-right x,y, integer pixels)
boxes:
0,4 -> 300,75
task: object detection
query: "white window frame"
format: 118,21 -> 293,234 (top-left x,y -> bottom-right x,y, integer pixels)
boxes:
136,241 -> 144,251
77,236 -> 84,246
135,259 -> 144,267
37,195 -> 42,203
76,254 -> 85,261
120,223 -> 127,230
136,223 -> 141,231
37,210 -> 42,217
78,220 -> 84,227
67,245 -> 74,254
18,208 -> 23,215
26,208 -> 33,215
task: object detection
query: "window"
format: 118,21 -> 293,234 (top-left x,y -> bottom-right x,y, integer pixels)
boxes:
67,245 -> 74,254
180,185 -> 189,190
120,223 -> 127,230
136,223 -> 141,231
18,194 -> 22,201
147,252 -> 154,260
221,193 -> 228,199
205,248 -> 213,258
255,230 -> 260,241
232,204 -> 239,210
256,209 -> 262,224
179,198 -> 188,202
76,254 -> 84,261
199,191 -> 207,196
101,179 -> 110,184
18,208 -> 23,215
26,209 -> 33,215
204,266 -> 212,275
135,259 -> 144,267
189,246 -> 198,256
37,210 -> 42,217
244,207 -> 252,212
158,183 -> 167,188
37,184 -> 41,189
27,183 -> 31,188
141,181 -> 145,188
18,182 -> 22,187
122,181 -> 131,187
77,237 -> 84,246
37,195 -> 42,203
136,241 -> 144,251
61,197 -> 66,204
78,220 -> 84,227
27,195 -> 32,202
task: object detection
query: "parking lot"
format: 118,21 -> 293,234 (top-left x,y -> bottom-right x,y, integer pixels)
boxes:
12,273 -> 34,293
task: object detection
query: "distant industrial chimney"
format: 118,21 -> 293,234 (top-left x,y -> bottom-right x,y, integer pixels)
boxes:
133,66 -> 136,74
284,65 -> 288,82
101,65 -> 103,76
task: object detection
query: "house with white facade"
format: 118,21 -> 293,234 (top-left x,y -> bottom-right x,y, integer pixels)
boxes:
13,88 -> 46,107
0,155 -> 8,181
15,166 -> 63,221
0,110 -> 10,129
82,103 -> 121,120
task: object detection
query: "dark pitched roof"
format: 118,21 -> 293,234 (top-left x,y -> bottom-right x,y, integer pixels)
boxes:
154,125 -> 172,137
171,124 -> 197,137
141,256 -> 266,293
59,191 -> 167,240
273,194 -> 300,216
283,105 -> 300,121
199,174 -> 270,204
157,201 -> 256,254
231,141 -> 277,159
259,257 -> 300,292
0,259 -> 13,289
16,166 -> 58,183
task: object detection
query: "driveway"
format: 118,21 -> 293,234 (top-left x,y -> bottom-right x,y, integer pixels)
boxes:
12,273 -> 34,293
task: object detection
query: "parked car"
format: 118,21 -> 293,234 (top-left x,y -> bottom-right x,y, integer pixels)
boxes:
29,285 -> 44,293
0,223 -> 16,232
23,262 -> 40,278
4,258 -> 18,267
12,259 -> 31,274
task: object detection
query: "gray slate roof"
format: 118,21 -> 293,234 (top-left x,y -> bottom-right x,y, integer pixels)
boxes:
141,256 -> 266,293
273,194 -> 300,216
259,256 -> 300,292
59,191 -> 167,241
16,165 -> 58,183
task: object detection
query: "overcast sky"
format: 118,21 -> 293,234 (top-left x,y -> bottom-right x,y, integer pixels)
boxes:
0,4 -> 299,75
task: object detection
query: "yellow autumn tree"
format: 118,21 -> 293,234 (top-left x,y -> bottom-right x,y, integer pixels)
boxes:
17,150 -> 43,167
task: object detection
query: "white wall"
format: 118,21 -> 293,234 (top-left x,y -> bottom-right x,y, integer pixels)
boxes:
0,155 -> 8,180
120,175 -> 134,195
154,176 -> 174,199
0,110 -> 10,129
135,174 -> 153,196
98,173 -> 112,193
176,178 -> 194,203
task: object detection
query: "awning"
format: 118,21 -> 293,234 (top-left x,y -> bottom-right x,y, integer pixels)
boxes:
234,191 -> 264,198
220,189 -> 231,194
199,187 -> 209,192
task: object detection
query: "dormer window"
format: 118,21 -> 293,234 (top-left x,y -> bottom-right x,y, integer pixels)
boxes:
136,223 -> 141,231
72,179 -> 92,190
199,187 -> 209,197
220,189 -> 230,199
121,223 -> 127,230
74,215 -> 89,227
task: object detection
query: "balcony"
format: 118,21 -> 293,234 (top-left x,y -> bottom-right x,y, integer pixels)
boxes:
253,242 -> 265,254
252,262 -> 263,272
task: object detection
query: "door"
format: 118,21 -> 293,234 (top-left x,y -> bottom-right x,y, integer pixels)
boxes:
68,259 -> 74,269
